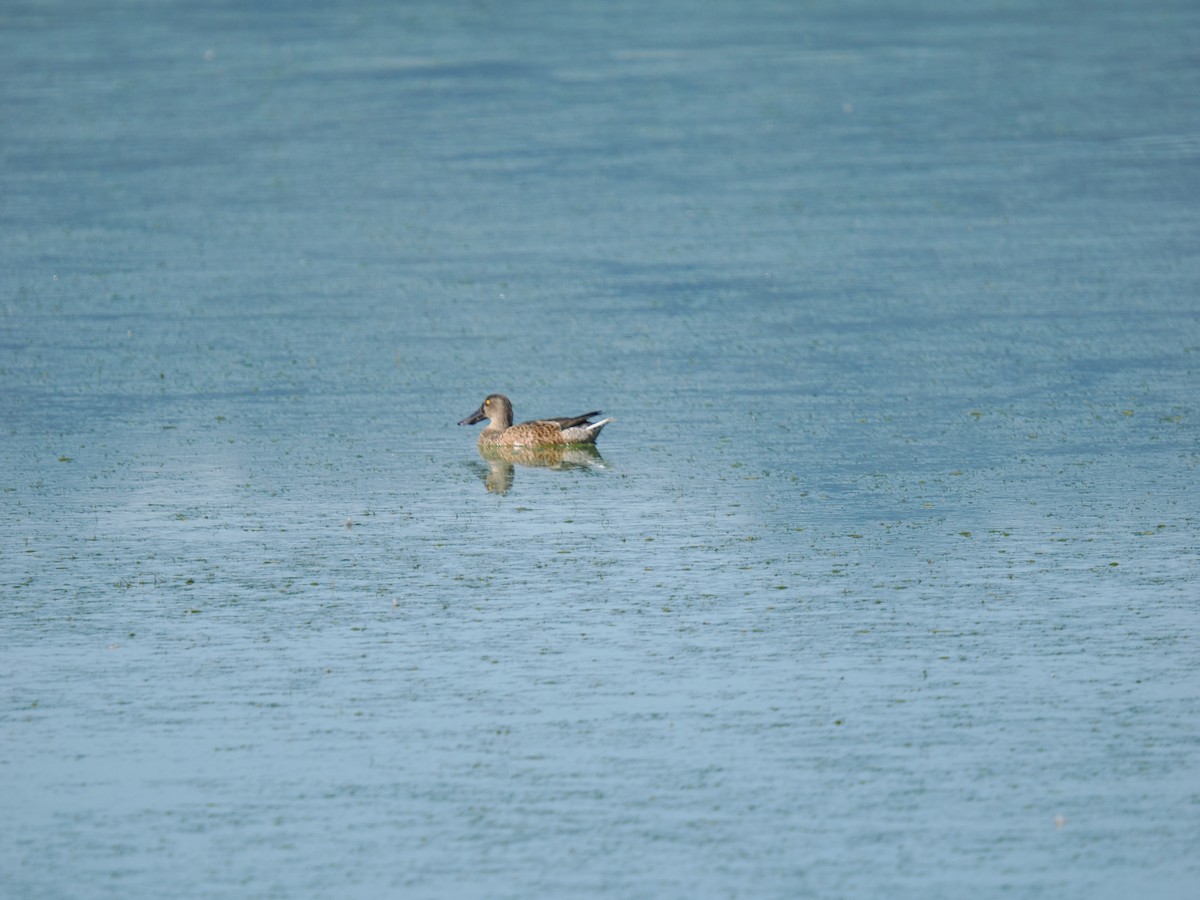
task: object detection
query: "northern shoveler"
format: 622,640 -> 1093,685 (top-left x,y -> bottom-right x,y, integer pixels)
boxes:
458,394 -> 613,447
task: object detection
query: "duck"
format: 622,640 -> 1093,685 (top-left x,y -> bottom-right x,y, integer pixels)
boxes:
458,394 -> 613,447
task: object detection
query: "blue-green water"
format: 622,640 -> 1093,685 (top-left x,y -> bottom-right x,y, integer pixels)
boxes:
3,1 -> 1198,897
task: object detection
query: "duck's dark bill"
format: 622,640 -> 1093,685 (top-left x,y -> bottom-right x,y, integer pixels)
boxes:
458,407 -> 486,425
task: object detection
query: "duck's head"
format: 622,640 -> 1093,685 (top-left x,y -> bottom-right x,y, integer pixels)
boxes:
458,394 -> 513,428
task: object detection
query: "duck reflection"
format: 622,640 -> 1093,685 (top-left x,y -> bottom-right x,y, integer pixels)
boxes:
474,443 -> 607,493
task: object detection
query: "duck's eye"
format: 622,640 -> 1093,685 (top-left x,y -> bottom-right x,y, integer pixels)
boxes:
484,398 -> 491,407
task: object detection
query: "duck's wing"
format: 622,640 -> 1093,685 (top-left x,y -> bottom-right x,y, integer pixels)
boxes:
539,411 -> 603,430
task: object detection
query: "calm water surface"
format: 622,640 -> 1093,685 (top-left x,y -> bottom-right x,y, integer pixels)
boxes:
3,1 -> 1198,897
